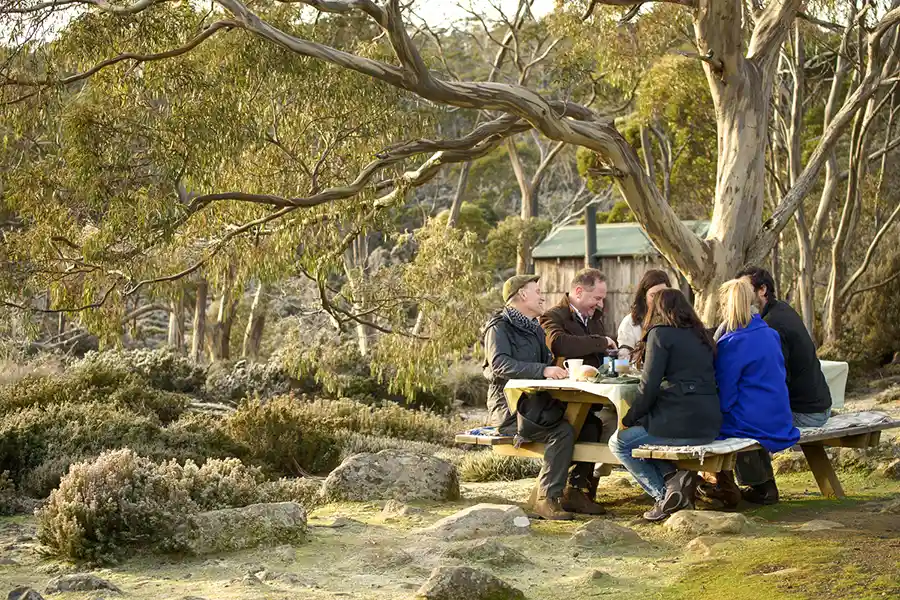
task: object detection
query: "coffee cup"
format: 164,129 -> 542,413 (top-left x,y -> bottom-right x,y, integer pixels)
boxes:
563,359 -> 584,378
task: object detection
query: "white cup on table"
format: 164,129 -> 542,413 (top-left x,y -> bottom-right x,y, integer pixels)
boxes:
563,358 -> 583,379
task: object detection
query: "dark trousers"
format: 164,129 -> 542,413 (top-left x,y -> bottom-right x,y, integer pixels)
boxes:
734,410 -> 831,486
515,409 -> 603,499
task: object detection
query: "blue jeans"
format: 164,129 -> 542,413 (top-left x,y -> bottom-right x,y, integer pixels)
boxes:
609,426 -> 712,502
793,410 -> 830,428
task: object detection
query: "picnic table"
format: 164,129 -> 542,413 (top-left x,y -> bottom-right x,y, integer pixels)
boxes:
455,374 -> 900,503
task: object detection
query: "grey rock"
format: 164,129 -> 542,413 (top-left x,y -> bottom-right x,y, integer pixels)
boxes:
445,539 -> 528,566
8,587 -> 45,600
796,519 -> 844,532
417,504 -> 531,541
0,558 -> 18,565
881,498 -> 900,514
685,536 -> 729,556
45,574 -> 121,594
382,499 -> 423,518
176,502 -> 307,555
570,519 -> 645,547
880,459 -> 900,480
664,511 -> 748,535
323,450 -> 459,502
415,566 -> 524,600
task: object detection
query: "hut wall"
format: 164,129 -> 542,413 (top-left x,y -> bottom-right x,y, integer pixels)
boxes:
535,256 -> 687,337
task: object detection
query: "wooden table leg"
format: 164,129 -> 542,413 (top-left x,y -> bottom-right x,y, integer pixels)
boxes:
801,444 -> 845,499
564,402 -> 591,438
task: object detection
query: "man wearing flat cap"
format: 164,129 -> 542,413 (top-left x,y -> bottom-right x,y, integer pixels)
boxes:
481,274 -> 605,520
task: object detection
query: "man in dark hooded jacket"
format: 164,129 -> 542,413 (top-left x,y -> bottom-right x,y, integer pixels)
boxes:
482,275 -> 605,520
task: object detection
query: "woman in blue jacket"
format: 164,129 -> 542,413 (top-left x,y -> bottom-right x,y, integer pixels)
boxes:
702,278 -> 799,505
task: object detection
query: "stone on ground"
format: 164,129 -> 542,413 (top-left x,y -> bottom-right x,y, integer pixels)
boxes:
8,588 -> 45,600
445,539 -> 529,566
176,502 -> 307,554
880,458 -> 900,479
323,450 -> 459,502
664,511 -> 748,535
382,499 -> 423,518
685,536 -> 729,557
881,498 -> 900,514
416,504 -> 531,540
415,566 -> 525,600
45,574 -> 121,594
570,519 -> 644,547
797,519 -> 844,532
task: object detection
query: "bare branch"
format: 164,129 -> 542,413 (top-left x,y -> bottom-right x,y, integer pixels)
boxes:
839,200 -> 900,302
797,11 -> 844,32
846,269 -> 900,303
4,20 -> 236,87
3,0 -> 169,15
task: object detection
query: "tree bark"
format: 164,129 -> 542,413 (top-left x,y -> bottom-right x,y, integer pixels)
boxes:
191,279 -> 207,363
210,280 -> 237,362
242,282 -> 267,361
446,161 -> 471,229
167,291 -> 185,351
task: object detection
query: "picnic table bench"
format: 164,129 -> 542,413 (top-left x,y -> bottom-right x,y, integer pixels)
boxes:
455,378 -> 899,503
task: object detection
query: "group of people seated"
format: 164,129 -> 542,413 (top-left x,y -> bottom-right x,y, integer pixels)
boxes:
482,266 -> 832,522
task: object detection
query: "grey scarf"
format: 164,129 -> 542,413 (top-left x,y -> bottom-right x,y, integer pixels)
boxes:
503,306 -> 543,336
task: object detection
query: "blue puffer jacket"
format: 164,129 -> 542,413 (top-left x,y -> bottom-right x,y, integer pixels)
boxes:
715,315 -> 800,452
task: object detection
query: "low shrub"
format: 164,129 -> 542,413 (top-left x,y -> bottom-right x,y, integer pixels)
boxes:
37,449 -> 302,564
203,360 -> 297,403
75,349 -> 206,393
457,451 -> 541,482
257,477 -> 323,509
226,396 -> 344,475
0,471 -> 18,516
874,385 -> 900,404
37,449 -> 197,563
0,403 -> 247,497
0,364 -> 190,424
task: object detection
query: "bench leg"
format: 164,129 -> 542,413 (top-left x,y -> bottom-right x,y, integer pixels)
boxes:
801,444 -> 845,499
528,478 -> 540,510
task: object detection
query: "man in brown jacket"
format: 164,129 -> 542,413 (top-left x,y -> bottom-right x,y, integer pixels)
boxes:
539,268 -> 618,513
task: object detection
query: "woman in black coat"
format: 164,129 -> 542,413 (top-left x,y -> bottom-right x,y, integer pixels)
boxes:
609,289 -> 722,521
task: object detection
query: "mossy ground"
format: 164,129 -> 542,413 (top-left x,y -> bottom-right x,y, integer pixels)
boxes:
0,470 -> 896,599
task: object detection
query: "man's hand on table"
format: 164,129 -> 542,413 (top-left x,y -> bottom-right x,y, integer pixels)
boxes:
543,366 -> 568,380
605,337 -> 618,350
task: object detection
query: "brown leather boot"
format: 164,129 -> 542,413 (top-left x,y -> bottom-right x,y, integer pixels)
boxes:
562,486 -> 607,515
533,496 -> 574,520
696,470 -> 741,509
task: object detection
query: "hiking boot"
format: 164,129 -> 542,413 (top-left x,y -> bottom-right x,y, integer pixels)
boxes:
643,500 -> 670,522
696,470 -> 741,509
562,486 -> 607,515
663,470 -> 696,511
533,496 -> 574,521
741,480 -> 779,505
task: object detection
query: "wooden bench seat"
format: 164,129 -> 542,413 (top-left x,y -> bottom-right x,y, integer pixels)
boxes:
455,412 -> 900,500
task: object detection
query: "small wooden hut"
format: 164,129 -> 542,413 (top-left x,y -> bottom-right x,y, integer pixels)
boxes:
533,219 -> 710,336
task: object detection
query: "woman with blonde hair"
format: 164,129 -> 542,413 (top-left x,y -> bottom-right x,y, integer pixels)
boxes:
698,278 -> 799,507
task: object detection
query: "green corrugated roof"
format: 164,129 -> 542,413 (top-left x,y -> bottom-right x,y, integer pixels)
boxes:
533,221 -> 710,259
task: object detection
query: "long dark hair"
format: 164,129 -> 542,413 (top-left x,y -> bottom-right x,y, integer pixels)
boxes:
630,269 -> 672,324
632,288 -> 715,367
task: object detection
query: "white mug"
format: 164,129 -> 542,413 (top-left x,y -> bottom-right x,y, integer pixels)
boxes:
563,359 -> 584,378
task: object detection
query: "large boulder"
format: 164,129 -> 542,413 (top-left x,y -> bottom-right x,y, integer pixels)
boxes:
664,511 -> 748,535
45,574 -> 121,594
416,566 -> 524,600
416,504 -> 531,541
323,450 -> 459,502
8,588 -> 45,600
569,519 -> 645,547
176,502 -> 307,555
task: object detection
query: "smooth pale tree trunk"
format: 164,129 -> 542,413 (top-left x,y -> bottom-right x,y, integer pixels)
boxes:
191,279 -> 207,363
242,283 -> 267,361
210,283 -> 237,362
167,292 -> 185,351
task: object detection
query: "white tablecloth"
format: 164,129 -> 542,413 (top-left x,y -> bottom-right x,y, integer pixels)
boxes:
820,360 -> 848,410
504,379 -> 639,417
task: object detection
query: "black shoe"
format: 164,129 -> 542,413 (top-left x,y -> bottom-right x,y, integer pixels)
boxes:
664,470 -> 696,509
741,480 -> 779,505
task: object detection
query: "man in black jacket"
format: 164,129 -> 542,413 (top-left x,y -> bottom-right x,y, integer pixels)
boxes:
483,274 -> 601,520
732,267 -> 832,505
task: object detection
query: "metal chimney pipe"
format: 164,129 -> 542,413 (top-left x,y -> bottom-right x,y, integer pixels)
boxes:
584,204 -> 598,268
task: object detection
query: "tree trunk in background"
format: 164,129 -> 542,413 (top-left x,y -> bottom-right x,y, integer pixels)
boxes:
167,292 -> 185,351
57,313 -> 65,337
242,282 -> 267,361
210,279 -> 237,362
191,279 -> 207,363
446,162 -> 471,229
